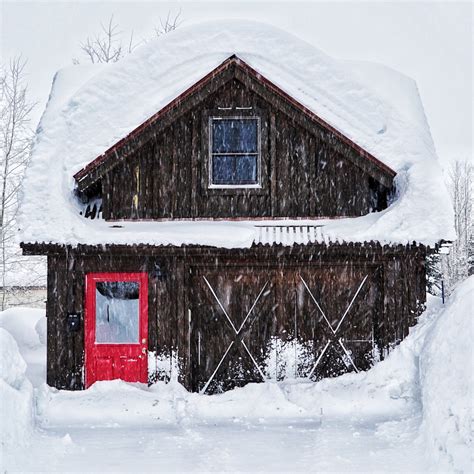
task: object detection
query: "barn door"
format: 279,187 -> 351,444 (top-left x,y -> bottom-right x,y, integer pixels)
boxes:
190,267 -> 276,394
189,264 -> 382,392
85,273 -> 148,388
294,265 -> 382,379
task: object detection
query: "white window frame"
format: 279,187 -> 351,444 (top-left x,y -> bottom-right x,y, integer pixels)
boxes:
208,116 -> 262,189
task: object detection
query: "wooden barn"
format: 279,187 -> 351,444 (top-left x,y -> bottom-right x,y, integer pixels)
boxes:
19,22 -> 454,393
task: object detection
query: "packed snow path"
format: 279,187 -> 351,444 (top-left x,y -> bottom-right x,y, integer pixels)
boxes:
12,414 -> 428,472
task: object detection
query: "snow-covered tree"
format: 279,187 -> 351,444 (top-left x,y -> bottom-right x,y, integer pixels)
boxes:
0,57 -> 45,309
426,252 -> 443,296
442,159 -> 473,295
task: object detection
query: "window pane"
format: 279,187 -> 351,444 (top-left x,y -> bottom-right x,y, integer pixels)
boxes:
212,155 -> 235,184
95,282 -> 139,343
212,119 -> 258,153
235,155 -> 257,183
212,154 -> 258,185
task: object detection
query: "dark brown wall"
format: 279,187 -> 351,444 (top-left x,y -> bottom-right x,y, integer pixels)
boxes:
102,78 -> 389,221
44,243 -> 426,391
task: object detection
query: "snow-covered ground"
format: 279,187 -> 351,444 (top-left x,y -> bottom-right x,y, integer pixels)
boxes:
1,278 -> 472,473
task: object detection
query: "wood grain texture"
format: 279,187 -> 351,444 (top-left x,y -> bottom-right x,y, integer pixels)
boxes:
37,243 -> 426,391
90,73 -> 391,220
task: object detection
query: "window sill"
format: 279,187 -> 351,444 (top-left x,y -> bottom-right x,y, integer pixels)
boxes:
208,184 -> 262,190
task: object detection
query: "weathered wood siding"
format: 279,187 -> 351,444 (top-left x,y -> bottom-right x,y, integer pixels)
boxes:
101,78 -> 390,220
41,243 -> 425,391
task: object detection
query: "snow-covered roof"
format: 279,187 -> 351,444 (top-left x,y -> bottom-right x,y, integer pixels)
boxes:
19,20 -> 455,248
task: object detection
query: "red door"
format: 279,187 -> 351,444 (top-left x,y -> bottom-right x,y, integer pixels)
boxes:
85,272 -> 148,388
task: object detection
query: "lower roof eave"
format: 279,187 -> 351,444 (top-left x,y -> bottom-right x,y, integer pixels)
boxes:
20,239 -> 432,257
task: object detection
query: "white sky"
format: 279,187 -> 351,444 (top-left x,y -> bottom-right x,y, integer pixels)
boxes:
1,0 -> 472,165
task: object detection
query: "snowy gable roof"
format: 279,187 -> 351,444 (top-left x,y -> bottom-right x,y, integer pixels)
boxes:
19,20 -> 455,248
73,54 -> 396,192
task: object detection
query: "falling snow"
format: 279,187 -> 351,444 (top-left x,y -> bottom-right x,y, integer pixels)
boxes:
19,21 -> 454,249
1,277 -> 472,472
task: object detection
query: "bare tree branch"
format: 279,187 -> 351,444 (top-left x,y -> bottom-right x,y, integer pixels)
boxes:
154,10 -> 182,37
74,11 -> 182,65
77,15 -> 130,64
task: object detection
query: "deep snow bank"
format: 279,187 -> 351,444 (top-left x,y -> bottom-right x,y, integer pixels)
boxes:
0,309 -> 45,471
0,308 -> 46,386
36,297 -> 444,429
420,276 -> 473,472
0,328 -> 34,452
1,289 -> 472,473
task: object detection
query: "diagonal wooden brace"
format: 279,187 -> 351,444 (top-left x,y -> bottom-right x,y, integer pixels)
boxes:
300,274 -> 368,378
200,278 -> 269,394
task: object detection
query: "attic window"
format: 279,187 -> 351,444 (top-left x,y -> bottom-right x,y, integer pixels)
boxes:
209,117 -> 260,187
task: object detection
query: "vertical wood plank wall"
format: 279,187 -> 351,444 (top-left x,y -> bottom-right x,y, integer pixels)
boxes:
45,243 -> 426,390
102,78 -> 387,221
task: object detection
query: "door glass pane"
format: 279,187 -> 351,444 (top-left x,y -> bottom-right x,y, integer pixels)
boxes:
95,281 -> 139,343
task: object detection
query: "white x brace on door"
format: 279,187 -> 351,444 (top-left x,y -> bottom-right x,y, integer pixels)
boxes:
200,276 -> 270,394
299,274 -> 369,378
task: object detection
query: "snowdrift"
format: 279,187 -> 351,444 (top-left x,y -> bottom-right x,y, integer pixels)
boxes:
0,308 -> 47,386
33,297 -> 443,430
420,276 -> 473,472
0,309 -> 45,461
1,282 -> 472,472
0,328 -> 34,450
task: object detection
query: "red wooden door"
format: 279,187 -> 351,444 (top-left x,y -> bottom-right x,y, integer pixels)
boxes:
85,272 -> 148,388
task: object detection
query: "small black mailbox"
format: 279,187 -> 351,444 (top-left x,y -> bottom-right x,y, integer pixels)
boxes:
67,313 -> 81,333
151,261 -> 167,281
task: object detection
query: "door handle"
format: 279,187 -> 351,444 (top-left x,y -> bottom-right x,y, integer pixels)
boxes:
142,347 -> 147,354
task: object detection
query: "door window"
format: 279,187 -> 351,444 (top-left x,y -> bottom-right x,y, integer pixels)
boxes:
95,281 -> 139,343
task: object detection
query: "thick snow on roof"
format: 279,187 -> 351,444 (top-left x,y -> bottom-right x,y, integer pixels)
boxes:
19,20 -> 454,248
